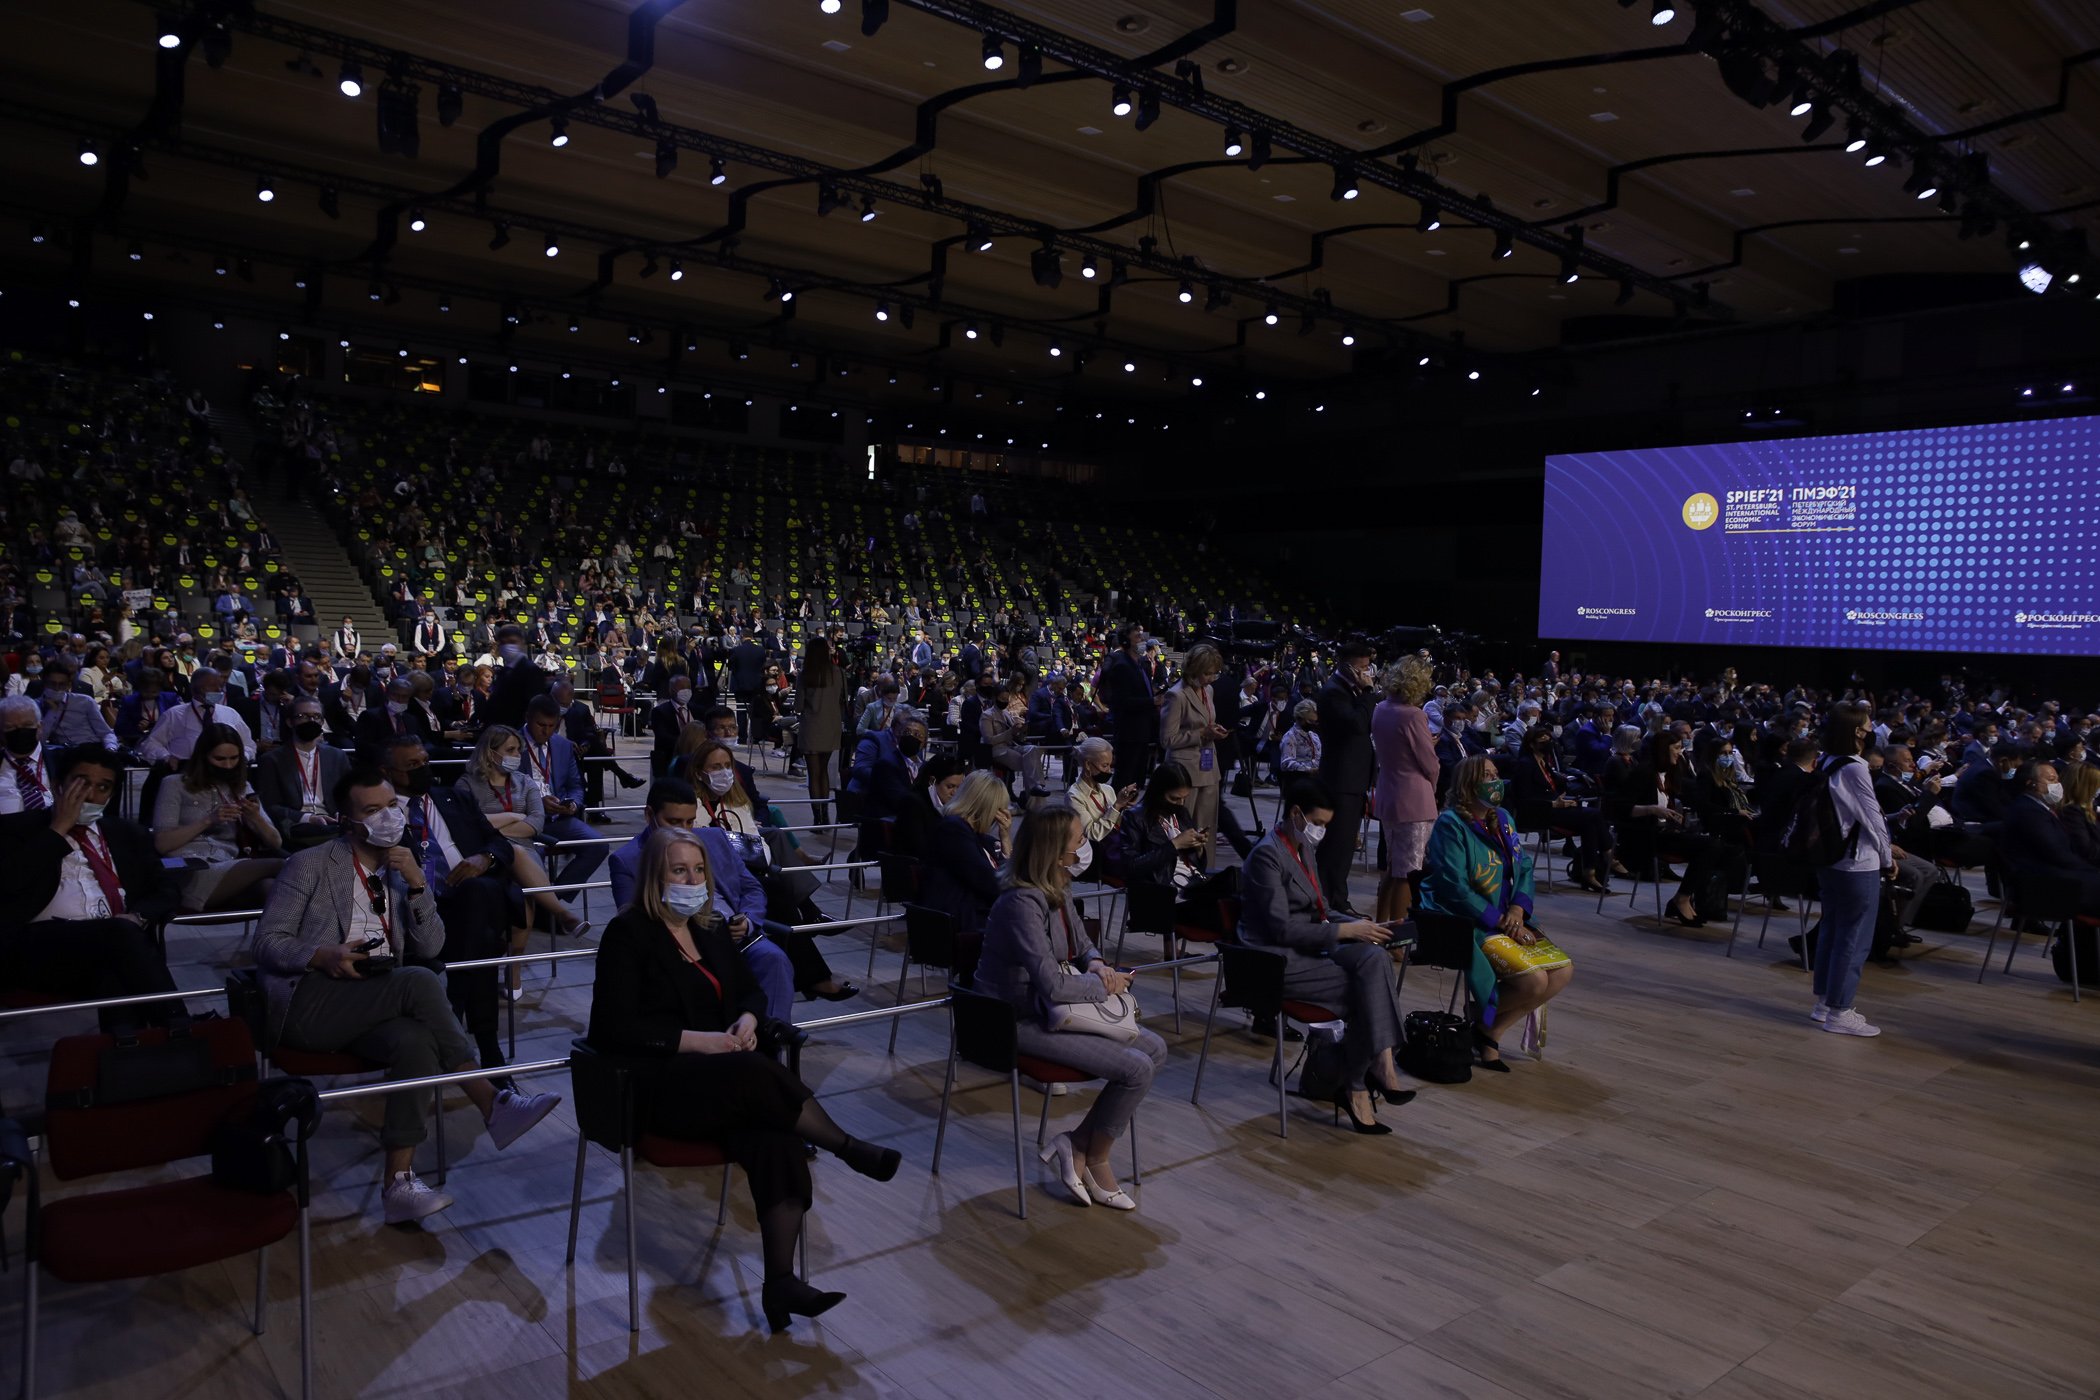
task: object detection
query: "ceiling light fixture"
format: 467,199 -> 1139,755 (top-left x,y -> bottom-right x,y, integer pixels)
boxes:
669,258 -> 684,281
488,219 -> 511,249
408,208 -> 426,232
255,174 -> 275,202
337,60 -> 363,98
549,117 -> 569,148
1136,89 -> 1161,130
981,32 -> 1004,70
875,302 -> 890,322
1223,127 -> 1245,157
1080,254 -> 1098,279
1417,199 -> 1441,232
1110,85 -> 1133,117
860,196 -> 879,222
1331,166 -> 1360,201
1844,118 -> 1867,154
77,139 -> 100,167
655,138 -> 677,178
1650,1 -> 1677,23
709,156 -> 727,185
1264,304 -> 1279,326
1493,228 -> 1513,259
543,233 -> 560,257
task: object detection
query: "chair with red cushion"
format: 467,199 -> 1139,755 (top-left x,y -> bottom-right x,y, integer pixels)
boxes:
887,904 -> 982,1054
1190,941 -> 1344,1138
930,982 -> 1139,1219
224,970 -> 449,1181
563,1038 -> 809,1333
0,1018 -> 318,1399
1118,882 -> 1227,1034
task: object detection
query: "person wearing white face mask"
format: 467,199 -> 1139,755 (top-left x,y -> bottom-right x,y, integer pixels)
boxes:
0,744 -> 182,1030
2002,759 -> 2100,939
972,803 -> 1167,1210
255,767 -> 561,1225
1239,775 -> 1414,1133
588,827 -> 900,1331
455,724 -> 587,996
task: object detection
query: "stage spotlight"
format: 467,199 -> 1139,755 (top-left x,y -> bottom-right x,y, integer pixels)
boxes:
1417,200 -> 1442,232
408,208 -> 427,232
964,321 -> 980,340
1650,1 -> 1677,23
861,0 -> 889,36
1123,360 -> 1136,373
561,365 -> 572,379
488,219 -> 511,249
1863,138 -> 1888,167
981,33 -> 1004,70
709,156 -> 727,185
438,297 -> 450,312
1204,284 -> 1228,312
1136,90 -> 1161,130
875,302 -> 890,322
641,256 -> 659,278
77,139 -> 99,167
1800,104 -> 1835,142
549,117 -> 569,148
1905,163 -> 1939,200
1789,86 -> 1814,118
1264,304 -> 1279,325
821,1 -> 842,14
968,223 -> 995,252
1249,132 -> 1272,170
1030,243 -> 1063,288
817,183 -> 843,217
669,259 -> 684,281
126,241 -> 143,262
156,13 -> 181,48
256,175 -> 275,203
1108,259 -> 1129,286
860,196 -> 879,222
1080,254 -> 1098,280
1560,251 -> 1580,283
338,60 -> 362,98
655,138 -> 677,178
1177,279 -> 1195,304
437,83 -> 463,126
1223,127 -> 1245,157
543,233 -> 560,257
367,281 -> 383,302
768,278 -> 794,302
1048,341 -> 1062,357
1191,376 -> 1204,387
1493,228 -> 1513,259
1341,332 -> 1357,346
1331,166 -> 1360,201
568,316 -> 580,333
1468,368 -> 1482,380
1844,118 -> 1867,154
1111,85 -> 1133,117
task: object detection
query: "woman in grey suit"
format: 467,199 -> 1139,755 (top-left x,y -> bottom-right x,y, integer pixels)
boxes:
974,802 -> 1167,1210
1159,644 -> 1227,864
1239,774 -> 1415,1134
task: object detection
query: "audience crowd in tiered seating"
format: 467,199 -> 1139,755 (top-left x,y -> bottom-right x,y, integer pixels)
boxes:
5,354 -> 2100,1347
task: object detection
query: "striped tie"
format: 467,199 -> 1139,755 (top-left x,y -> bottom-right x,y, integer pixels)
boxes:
12,756 -> 47,812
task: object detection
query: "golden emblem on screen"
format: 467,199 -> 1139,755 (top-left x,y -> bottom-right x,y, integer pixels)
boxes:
1681,492 -> 1719,530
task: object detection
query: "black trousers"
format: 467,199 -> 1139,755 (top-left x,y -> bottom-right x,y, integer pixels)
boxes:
430,875 -> 512,1067
0,918 -> 181,1031
1317,790 -> 1367,912
735,690 -> 766,744
644,1050 -> 814,1214
1547,806 -> 1616,880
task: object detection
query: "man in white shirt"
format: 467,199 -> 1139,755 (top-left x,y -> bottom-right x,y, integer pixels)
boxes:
139,666 -> 256,765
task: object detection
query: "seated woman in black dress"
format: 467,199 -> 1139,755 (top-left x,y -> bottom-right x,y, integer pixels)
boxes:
587,828 -> 901,1332
1506,724 -> 1614,893
1121,762 -> 1236,932
917,769 -> 1010,931
1608,730 -> 1747,927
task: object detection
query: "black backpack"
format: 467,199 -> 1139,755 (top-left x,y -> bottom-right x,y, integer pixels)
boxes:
1784,759 -> 1861,866
1397,1010 -> 1473,1084
1913,879 -> 1975,934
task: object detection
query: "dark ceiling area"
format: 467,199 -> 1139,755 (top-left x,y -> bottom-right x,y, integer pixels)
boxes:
2,0 -> 2098,438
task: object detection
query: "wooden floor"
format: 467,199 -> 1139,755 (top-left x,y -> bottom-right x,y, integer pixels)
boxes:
5,753 -> 2099,1400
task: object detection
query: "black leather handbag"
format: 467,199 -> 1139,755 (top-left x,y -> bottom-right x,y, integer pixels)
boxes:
1397,1010 -> 1473,1085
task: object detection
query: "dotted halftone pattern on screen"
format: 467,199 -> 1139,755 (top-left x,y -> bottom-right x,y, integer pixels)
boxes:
1538,415 -> 2100,657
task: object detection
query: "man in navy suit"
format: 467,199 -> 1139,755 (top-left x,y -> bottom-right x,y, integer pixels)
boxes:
113,668 -> 171,751
522,695 -> 607,896
379,734 -> 518,1068
2002,761 -> 2100,912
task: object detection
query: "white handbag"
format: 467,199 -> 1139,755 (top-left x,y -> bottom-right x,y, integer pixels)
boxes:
1046,970 -> 1144,1043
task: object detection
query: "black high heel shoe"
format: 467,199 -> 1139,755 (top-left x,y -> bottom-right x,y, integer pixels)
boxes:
1472,1025 -> 1511,1073
1363,1069 -> 1418,1107
1333,1090 -> 1393,1135
808,981 -> 861,1002
835,1135 -> 902,1182
762,1276 -> 847,1333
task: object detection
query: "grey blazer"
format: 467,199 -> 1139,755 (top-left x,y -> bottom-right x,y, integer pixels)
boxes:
252,839 -> 446,1045
253,742 -> 351,832
1237,828 -> 1344,972
1159,681 -> 1219,789
974,885 -> 1109,1024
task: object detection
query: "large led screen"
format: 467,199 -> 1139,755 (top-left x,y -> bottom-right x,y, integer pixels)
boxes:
1538,416 -> 2100,656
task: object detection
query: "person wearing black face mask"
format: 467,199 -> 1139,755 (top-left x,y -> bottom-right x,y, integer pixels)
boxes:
256,697 -> 352,850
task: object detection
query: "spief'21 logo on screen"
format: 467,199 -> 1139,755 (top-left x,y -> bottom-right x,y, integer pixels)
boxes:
1681,493 -> 1720,530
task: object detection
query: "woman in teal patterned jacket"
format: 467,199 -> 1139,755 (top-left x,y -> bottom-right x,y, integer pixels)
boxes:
1418,754 -> 1573,1069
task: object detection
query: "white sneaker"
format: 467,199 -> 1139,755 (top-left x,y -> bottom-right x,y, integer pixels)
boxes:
1810,1002 -> 1829,1023
485,1088 -> 561,1150
382,1171 -> 453,1224
1020,1075 -> 1068,1097
1821,1008 -> 1881,1038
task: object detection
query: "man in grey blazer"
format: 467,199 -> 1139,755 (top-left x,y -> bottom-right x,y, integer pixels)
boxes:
254,766 -> 559,1225
253,696 -> 349,850
1238,776 -> 1414,1131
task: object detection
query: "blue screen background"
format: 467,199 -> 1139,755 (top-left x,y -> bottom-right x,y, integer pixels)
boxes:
1538,416 -> 2100,657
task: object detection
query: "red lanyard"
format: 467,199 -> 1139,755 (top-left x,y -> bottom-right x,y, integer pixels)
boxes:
1059,905 -> 1082,962
1279,831 -> 1327,921
1193,684 -> 1213,726
72,826 -> 125,915
350,852 -> 392,939
497,779 -> 514,813
296,745 -> 321,800
676,938 -> 724,1002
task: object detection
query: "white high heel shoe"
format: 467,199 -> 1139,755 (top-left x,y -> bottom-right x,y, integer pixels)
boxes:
1036,1132 -> 1090,1207
1077,1161 -> 1136,1211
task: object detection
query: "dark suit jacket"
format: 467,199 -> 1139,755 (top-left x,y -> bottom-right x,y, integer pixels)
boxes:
1950,763 -> 2015,825
354,705 -> 435,765
0,813 -> 177,930
253,741 -> 352,831
411,785 -> 516,874
1316,677 -> 1376,795
2002,795 -> 2099,887
650,698 -> 693,758
113,694 -> 171,749
724,642 -> 766,693
585,909 -> 767,1056
918,815 -> 1002,932
485,657 -> 551,731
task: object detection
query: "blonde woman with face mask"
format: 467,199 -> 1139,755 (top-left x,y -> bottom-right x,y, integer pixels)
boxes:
455,724 -> 586,991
